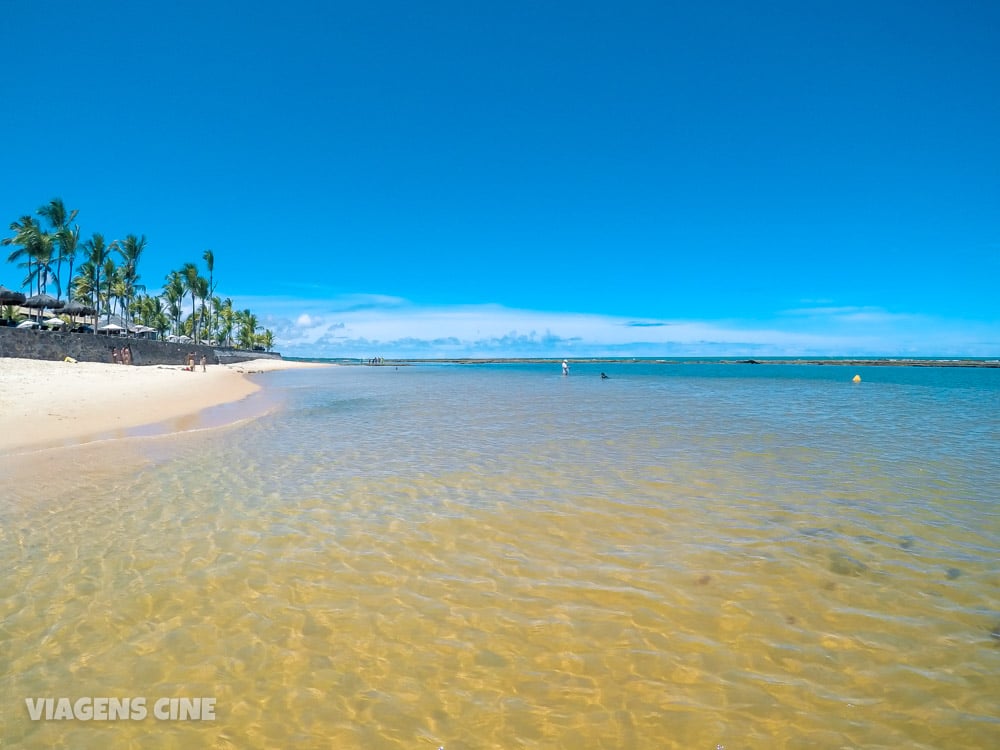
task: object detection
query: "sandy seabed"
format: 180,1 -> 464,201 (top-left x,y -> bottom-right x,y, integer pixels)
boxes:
0,357 -> 328,456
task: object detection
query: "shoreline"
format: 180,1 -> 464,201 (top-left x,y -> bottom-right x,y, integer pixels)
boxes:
0,357 -> 330,456
380,357 -> 1000,368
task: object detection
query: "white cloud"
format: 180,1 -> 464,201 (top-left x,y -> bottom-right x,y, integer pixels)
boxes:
782,305 -> 885,317
233,295 -> 999,359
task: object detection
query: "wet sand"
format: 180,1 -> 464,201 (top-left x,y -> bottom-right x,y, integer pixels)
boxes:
0,357 -> 330,455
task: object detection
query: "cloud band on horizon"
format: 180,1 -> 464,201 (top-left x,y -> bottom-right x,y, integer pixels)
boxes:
229,295 -> 998,359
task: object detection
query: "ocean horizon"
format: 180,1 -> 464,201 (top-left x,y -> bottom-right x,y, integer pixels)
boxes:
2,361 -> 998,748
289,356 -> 1000,365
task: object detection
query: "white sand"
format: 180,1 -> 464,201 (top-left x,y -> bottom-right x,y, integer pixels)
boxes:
0,357 -> 329,455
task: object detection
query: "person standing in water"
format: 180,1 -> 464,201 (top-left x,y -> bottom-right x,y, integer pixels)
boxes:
562,359 -> 569,376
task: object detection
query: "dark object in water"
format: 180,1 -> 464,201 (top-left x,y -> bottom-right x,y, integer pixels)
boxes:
991,622 -> 1000,642
828,552 -> 868,577
696,575 -> 711,586
946,567 -> 962,580
899,536 -> 916,550
601,372 -> 609,379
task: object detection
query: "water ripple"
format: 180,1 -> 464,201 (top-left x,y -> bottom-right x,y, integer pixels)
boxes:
2,364 -> 998,748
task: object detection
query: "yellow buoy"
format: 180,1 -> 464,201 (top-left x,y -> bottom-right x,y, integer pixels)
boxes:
852,374 -> 861,383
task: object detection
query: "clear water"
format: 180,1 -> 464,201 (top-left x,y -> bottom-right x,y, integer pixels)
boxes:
2,362 -> 999,749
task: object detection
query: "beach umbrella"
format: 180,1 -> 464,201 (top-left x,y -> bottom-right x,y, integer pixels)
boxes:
99,322 -> 125,332
61,299 -> 95,316
22,293 -> 64,311
43,317 -> 66,327
21,293 -> 63,324
0,285 -> 26,306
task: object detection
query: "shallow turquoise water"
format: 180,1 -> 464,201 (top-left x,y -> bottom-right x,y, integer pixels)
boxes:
2,363 -> 998,748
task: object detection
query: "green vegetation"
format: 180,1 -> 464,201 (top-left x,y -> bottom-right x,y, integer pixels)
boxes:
2,197 -> 274,351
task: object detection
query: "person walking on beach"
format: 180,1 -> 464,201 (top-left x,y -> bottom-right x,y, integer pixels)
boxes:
201,354 -> 207,372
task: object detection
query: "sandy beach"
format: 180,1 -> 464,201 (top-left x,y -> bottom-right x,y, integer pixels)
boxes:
0,357 -> 328,455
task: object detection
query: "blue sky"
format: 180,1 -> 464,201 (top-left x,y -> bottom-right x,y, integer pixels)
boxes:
2,0 -> 997,357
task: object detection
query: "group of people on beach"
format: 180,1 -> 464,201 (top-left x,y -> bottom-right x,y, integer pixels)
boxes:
184,352 -> 207,372
111,345 -> 133,365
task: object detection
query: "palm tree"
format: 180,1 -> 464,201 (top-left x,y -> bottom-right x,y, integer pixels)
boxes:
55,223 -> 81,301
218,297 -> 235,347
110,265 -> 128,320
194,275 -> 209,342
80,233 -> 113,333
4,216 -> 53,295
203,249 -> 215,340
260,329 -> 275,352
180,262 -> 200,342
3,216 -> 37,292
71,259 -> 97,307
163,270 -> 185,336
236,309 -> 259,350
102,257 -> 119,319
31,232 -> 56,296
117,234 -> 147,327
209,294 -> 223,344
134,293 -> 171,338
132,294 -> 152,326
1,303 -> 22,323
37,198 -> 79,299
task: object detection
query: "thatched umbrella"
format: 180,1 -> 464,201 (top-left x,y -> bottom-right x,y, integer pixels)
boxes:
61,299 -> 95,317
61,299 -> 95,330
22,293 -> 64,324
0,285 -> 26,306
23,293 -> 64,310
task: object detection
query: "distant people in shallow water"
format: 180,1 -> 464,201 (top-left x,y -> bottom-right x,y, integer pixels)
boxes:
562,359 -> 569,376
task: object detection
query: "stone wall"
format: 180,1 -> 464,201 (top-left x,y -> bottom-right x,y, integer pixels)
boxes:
0,327 -> 280,366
